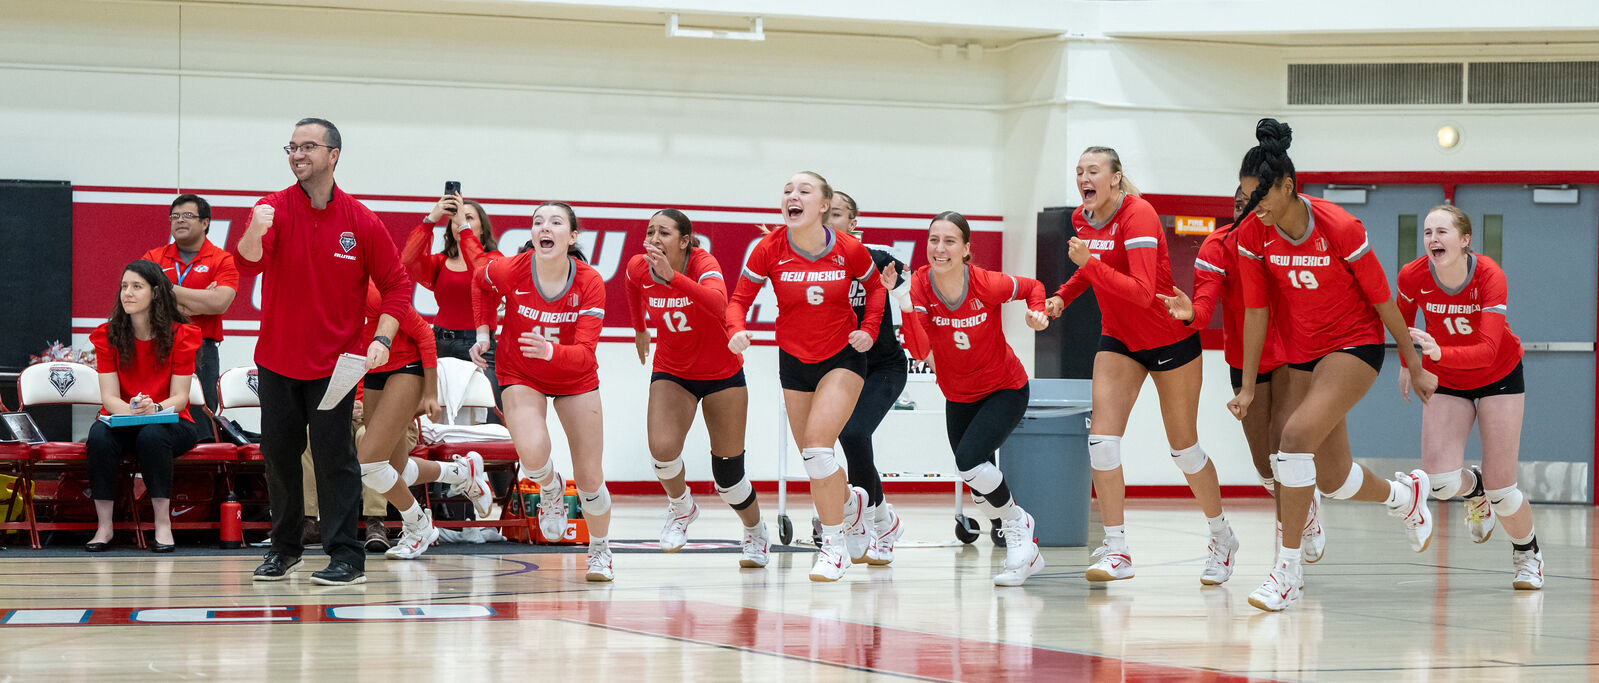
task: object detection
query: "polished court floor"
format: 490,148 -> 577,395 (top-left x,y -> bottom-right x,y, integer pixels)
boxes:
0,495 -> 1589,682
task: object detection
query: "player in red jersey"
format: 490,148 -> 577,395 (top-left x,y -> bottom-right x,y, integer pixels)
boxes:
726,171 -> 886,582
1397,205 -> 1541,589
472,201 -> 615,581
1228,119 -> 1440,612
627,208 -> 769,567
1044,147 -> 1238,586
354,282 -> 492,560
901,212 -> 1050,585
1159,188 -> 1328,563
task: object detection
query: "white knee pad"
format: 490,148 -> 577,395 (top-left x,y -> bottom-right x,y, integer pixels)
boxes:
1271,452 -> 1316,488
1488,485 -> 1525,518
578,485 -> 612,517
521,459 -> 553,484
400,458 -> 419,486
360,461 -> 399,493
652,455 -> 684,481
1088,434 -> 1122,471
1427,469 -> 1463,500
1327,461 -> 1365,500
1170,443 -> 1209,475
960,462 -> 1004,495
800,447 -> 840,480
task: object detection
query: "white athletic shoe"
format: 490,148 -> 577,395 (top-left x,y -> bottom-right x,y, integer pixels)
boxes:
385,512 -> 440,560
994,552 -> 1045,587
1085,539 -> 1134,582
808,535 -> 849,582
659,501 -> 700,552
740,523 -> 770,568
586,540 -> 614,582
536,471 -> 569,543
994,510 -> 1042,586
1200,530 -> 1240,585
1512,549 -> 1544,590
843,487 -> 871,564
1302,492 -> 1326,564
450,452 -> 495,519
1388,470 -> 1435,553
866,505 -> 903,566
1464,469 -> 1496,544
1247,558 -> 1304,612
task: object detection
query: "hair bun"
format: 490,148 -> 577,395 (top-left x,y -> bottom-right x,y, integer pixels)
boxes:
1255,118 -> 1293,155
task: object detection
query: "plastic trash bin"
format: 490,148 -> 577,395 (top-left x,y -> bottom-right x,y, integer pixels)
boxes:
997,378 -> 1092,547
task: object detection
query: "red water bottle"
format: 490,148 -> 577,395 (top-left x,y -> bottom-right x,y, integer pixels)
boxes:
219,493 -> 243,549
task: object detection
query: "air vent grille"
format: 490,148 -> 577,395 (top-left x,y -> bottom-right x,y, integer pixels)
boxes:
1288,63 -> 1462,105
1469,61 -> 1599,104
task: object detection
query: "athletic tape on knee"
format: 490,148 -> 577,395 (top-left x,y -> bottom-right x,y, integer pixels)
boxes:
1088,434 -> 1122,471
1427,469 -> 1463,500
960,462 -> 1005,496
401,458 -> 419,486
1271,452 -> 1316,488
800,447 -> 840,480
1170,443 -> 1209,475
652,455 -> 684,481
578,485 -> 611,517
1488,485 -> 1525,518
360,461 -> 399,493
1258,473 -> 1276,495
522,459 -> 553,485
1328,461 -> 1364,500
712,453 -> 757,510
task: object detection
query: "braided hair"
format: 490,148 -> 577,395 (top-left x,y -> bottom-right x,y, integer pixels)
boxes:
1236,118 -> 1297,222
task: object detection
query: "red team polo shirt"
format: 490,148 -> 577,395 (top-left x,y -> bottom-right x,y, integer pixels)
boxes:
1237,195 -> 1391,364
140,241 -> 240,342
474,254 -> 606,396
727,227 -> 885,363
905,265 -> 1045,403
90,322 -> 202,422
1189,221 -> 1284,373
1397,253 -> 1524,390
234,184 -> 412,380
1054,194 -> 1193,352
401,222 -> 497,331
363,282 -> 438,373
625,249 -> 743,381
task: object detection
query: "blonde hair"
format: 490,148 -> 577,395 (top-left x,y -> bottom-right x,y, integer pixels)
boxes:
1082,146 -> 1140,196
1428,204 -> 1473,252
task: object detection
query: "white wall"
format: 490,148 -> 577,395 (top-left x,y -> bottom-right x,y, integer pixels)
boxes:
7,0 -> 1598,489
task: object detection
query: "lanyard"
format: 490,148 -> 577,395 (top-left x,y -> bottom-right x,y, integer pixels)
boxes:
174,258 -> 199,286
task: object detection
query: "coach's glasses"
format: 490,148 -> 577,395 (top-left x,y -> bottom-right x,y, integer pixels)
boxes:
283,142 -> 336,154
169,212 -> 201,222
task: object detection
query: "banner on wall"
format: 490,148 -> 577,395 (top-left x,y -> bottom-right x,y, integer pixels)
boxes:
70,187 -> 1004,346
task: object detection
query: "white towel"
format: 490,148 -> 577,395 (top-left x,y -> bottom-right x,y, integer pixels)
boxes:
435,357 -> 480,424
418,416 -> 512,445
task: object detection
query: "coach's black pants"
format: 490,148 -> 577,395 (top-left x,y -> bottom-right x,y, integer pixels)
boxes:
257,365 -> 363,569
85,420 -> 196,501
838,362 -> 906,507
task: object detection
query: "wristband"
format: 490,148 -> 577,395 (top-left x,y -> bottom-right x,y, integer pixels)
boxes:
541,342 -> 555,361
890,287 -> 914,313
373,335 -> 392,349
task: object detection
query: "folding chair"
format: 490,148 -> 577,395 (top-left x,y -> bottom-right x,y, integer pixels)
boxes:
0,396 -> 36,548
164,377 -> 237,535
426,360 -> 532,537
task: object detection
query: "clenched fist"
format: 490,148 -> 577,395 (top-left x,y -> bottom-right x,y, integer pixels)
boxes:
251,204 -> 275,231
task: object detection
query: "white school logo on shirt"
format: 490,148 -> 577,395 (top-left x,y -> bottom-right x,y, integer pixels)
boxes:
339,232 -> 357,253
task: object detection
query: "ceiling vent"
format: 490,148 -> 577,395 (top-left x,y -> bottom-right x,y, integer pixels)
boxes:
1469,61 -> 1599,104
1288,63 -> 1463,105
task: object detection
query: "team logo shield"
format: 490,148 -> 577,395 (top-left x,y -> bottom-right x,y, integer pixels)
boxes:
339,232 -> 357,253
247,370 -> 259,396
49,366 -> 75,396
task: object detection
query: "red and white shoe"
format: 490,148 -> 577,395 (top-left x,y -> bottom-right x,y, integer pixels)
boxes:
809,535 -> 849,582
384,511 -> 440,560
1200,529 -> 1239,585
450,452 -> 494,518
1387,470 -> 1434,553
1085,539 -> 1134,582
536,471 -> 569,543
1512,549 -> 1543,590
1302,491 -> 1326,563
842,487 -> 871,564
740,522 -> 770,569
659,500 -> 700,552
1463,466 -> 1496,544
1247,558 -> 1304,612
866,505 -> 903,566
586,540 -> 614,582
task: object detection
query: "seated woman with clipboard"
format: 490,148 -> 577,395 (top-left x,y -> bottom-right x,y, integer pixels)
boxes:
85,260 -> 202,553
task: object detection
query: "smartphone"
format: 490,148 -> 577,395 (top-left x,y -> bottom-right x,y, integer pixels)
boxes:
444,180 -> 462,196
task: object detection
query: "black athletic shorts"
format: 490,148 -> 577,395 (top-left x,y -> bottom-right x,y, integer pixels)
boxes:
1288,344 -> 1385,374
651,369 -> 747,400
1229,366 -> 1276,390
1435,362 -> 1525,401
365,361 -> 423,391
779,346 -> 868,392
1099,333 -> 1202,372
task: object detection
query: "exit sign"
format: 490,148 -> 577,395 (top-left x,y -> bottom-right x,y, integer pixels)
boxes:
1174,216 -> 1215,235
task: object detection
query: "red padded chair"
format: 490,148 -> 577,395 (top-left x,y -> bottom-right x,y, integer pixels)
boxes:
17,362 -> 139,548
167,377 -> 237,534
217,365 -> 270,533
0,396 -> 36,547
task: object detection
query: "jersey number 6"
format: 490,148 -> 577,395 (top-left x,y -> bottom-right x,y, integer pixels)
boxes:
806,285 -> 825,305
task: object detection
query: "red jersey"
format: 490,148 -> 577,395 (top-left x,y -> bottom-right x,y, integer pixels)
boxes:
1238,195 -> 1391,363
401,222 -> 497,330
475,254 -> 605,395
904,265 -> 1045,402
1397,254 -> 1523,390
235,184 -> 412,380
140,241 -> 239,342
1054,194 -> 1192,351
1188,222 -> 1284,373
363,283 -> 437,373
625,250 -> 742,380
90,322 -> 202,422
727,227 -> 885,363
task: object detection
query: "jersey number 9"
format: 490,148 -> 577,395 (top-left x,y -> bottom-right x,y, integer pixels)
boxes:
953,331 -> 971,350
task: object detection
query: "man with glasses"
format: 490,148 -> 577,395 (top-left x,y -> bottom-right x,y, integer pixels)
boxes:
234,118 -> 412,586
140,194 -> 239,429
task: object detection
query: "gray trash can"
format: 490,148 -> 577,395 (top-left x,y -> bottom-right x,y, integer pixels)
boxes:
997,378 -> 1092,547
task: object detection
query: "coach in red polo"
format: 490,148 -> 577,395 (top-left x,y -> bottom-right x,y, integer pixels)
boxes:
234,118 -> 411,586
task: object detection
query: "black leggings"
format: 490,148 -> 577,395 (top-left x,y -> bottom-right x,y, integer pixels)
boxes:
838,363 -> 907,507
85,420 -> 196,501
945,385 -> 1029,507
